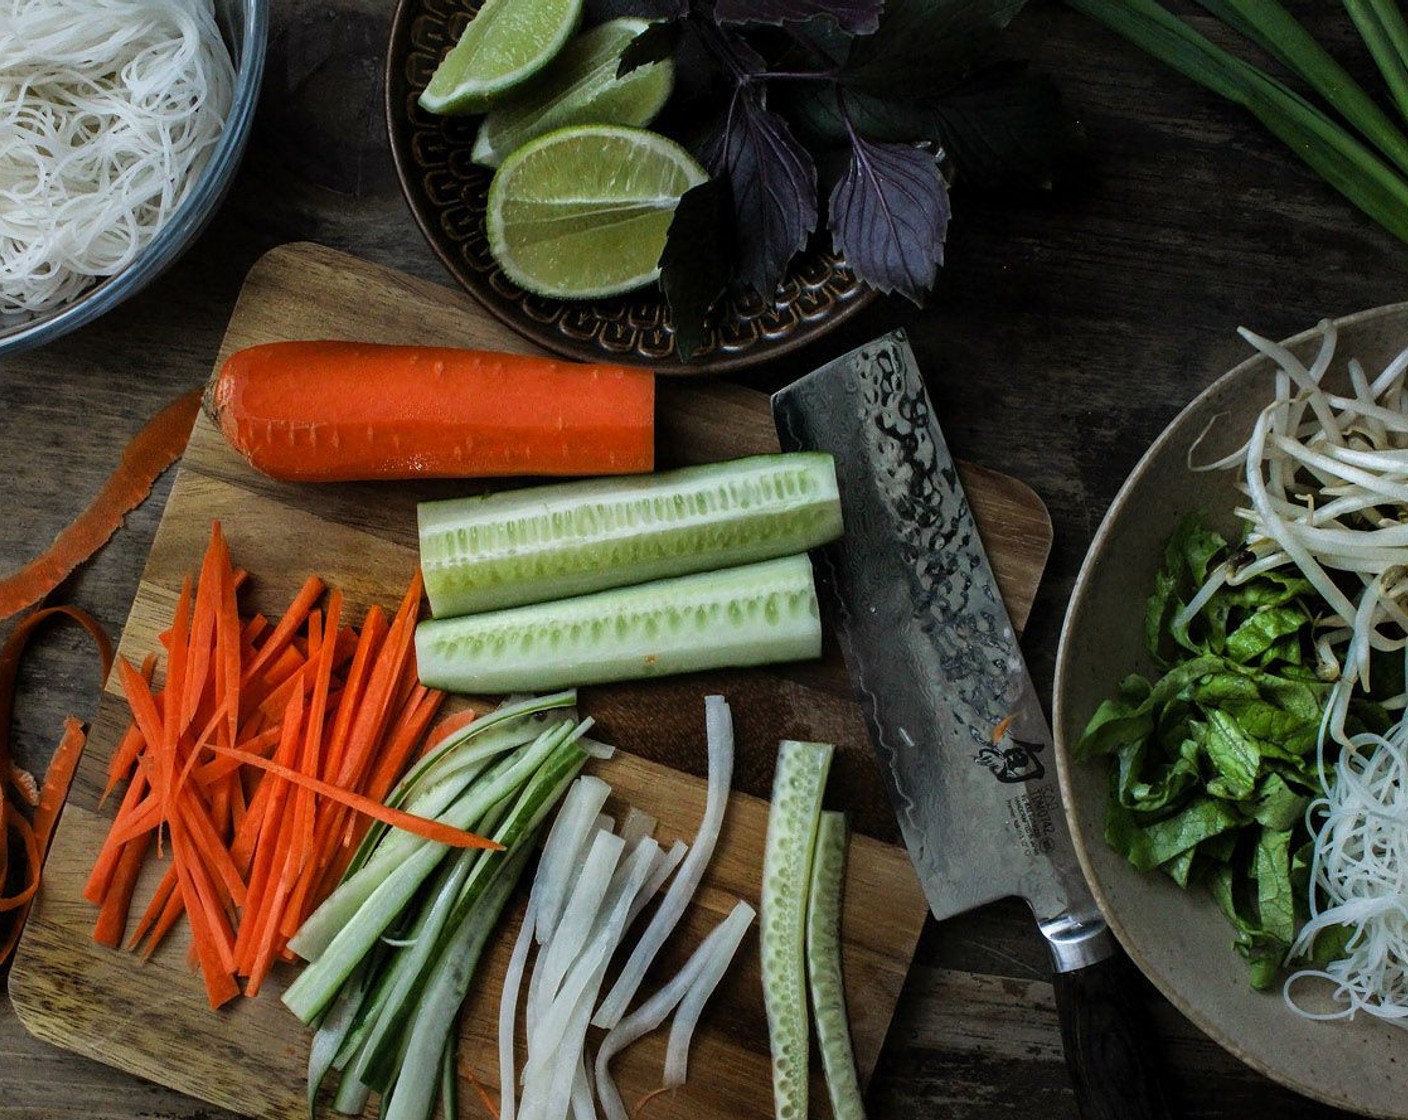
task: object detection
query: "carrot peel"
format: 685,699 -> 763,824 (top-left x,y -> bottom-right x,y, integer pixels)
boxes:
0,390 -> 200,620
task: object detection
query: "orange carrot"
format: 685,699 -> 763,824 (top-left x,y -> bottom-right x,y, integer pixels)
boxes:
0,604 -> 112,963
34,717 -> 85,859
85,769 -> 151,904
88,541 -> 458,1001
422,707 -> 479,758
93,834 -> 149,948
205,742 -> 503,851
0,804 -> 38,913
233,686 -> 305,972
0,390 -> 200,620
128,865 -> 181,953
243,575 -> 323,683
206,341 -> 656,482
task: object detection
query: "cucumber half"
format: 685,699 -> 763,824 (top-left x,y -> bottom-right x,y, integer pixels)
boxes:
415,554 -> 822,694
418,452 -> 843,618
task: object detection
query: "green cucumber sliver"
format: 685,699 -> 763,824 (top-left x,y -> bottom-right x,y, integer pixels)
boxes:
415,554 -> 822,694
806,811 -> 865,1120
418,452 -> 842,617
762,739 -> 833,1120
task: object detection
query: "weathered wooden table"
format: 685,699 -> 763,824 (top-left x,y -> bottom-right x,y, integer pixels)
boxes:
2,1 -> 1405,1116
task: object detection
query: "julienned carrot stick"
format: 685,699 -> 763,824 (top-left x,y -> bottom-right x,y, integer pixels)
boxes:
93,833 -> 148,948
205,742 -> 502,851
243,575 -> 323,683
207,340 -> 656,483
90,532 -> 455,1002
422,707 -> 479,760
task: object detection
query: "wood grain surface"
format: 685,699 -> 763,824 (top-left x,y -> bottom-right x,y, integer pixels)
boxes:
7,243 -> 1048,1118
8,2 -> 1408,1117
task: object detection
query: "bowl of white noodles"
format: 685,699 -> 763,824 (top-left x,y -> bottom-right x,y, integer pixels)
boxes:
0,0 -> 267,356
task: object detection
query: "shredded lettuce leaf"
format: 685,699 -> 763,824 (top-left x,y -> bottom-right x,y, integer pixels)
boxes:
1078,514 -> 1384,989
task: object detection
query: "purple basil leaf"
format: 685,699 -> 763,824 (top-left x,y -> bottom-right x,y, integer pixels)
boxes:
698,91 -> 817,297
714,0 -> 882,35
661,178 -> 734,360
619,20 -> 679,77
829,136 -> 948,304
694,18 -> 768,76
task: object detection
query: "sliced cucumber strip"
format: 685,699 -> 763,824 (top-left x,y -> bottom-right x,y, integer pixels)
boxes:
806,811 -> 866,1120
418,452 -> 843,618
415,554 -> 822,694
761,739 -> 833,1120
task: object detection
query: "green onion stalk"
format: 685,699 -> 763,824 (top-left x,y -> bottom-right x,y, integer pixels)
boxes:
1068,0 -> 1408,245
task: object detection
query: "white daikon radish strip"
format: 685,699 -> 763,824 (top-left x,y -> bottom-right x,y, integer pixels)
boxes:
531,829 -> 624,1029
1286,716 -> 1408,1024
594,695 -> 735,1029
0,0 -> 235,314
662,900 -> 756,1086
571,1057 -> 597,1120
524,840 -> 657,1087
627,840 -> 688,928
620,807 -> 657,850
527,844 -> 657,1120
580,736 -> 616,761
534,776 -> 612,945
525,972 -> 601,1120
595,901 -> 756,1120
528,823 -> 616,1042
499,897 -> 537,1120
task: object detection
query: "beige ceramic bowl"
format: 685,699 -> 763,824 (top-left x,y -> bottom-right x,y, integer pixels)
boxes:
1054,303 -> 1408,1118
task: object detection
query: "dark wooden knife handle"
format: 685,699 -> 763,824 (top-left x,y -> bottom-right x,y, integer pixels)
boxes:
1052,953 -> 1174,1120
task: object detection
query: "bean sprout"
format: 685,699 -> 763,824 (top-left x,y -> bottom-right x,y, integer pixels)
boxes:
1179,321 -> 1408,734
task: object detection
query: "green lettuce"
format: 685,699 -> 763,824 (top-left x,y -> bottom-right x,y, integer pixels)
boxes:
1077,515 -> 1345,989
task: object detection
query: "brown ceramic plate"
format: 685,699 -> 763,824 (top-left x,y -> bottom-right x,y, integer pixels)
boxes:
1054,303 -> 1408,1118
383,0 -> 876,374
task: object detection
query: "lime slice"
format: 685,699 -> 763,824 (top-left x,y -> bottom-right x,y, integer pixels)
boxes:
471,18 -> 674,168
486,124 -> 707,299
419,0 -> 583,116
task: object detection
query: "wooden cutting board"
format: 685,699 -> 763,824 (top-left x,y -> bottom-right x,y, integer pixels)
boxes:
9,243 -> 1053,1119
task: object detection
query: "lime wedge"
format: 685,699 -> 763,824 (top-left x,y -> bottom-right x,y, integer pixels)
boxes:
419,0 -> 583,116
486,124 -> 707,299
471,18 -> 674,168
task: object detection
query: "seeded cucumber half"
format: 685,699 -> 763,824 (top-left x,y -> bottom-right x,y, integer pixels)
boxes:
415,554 -> 822,694
418,452 -> 843,618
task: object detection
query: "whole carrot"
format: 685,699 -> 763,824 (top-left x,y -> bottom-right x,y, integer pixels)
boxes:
206,341 -> 655,482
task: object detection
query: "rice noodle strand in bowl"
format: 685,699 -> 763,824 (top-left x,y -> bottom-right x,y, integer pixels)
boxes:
1286,719 -> 1408,1026
0,0 -> 235,315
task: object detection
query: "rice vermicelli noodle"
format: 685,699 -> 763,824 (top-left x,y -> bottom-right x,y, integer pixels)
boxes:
0,0 -> 235,315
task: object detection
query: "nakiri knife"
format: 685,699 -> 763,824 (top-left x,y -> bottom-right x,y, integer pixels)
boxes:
772,331 -> 1171,1120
